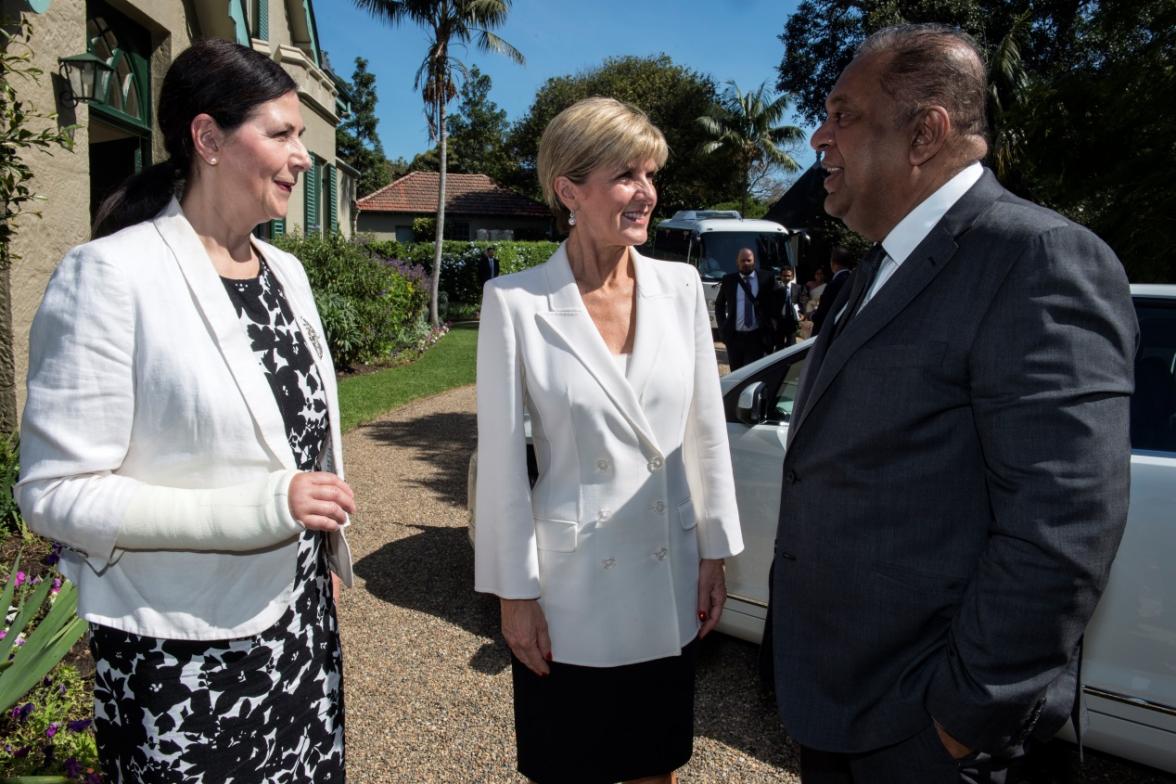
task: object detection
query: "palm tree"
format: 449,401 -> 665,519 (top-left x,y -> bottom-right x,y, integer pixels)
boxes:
987,14 -> 1032,182
697,82 -> 804,215
354,0 -> 523,327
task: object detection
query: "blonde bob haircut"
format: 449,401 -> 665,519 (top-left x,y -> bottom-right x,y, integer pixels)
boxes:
538,97 -> 668,234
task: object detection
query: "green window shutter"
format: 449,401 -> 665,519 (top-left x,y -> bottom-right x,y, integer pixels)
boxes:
304,155 -> 320,235
326,163 -> 338,233
271,218 -> 285,237
256,0 -> 269,39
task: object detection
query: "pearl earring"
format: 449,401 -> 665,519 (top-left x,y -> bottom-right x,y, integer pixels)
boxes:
567,210 -> 576,227
209,157 -> 218,165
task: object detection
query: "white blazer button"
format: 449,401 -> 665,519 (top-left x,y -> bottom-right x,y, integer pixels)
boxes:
653,500 -> 666,513
596,459 -> 610,471
598,508 -> 612,521
647,456 -> 664,471
602,558 -> 616,569
654,547 -> 668,560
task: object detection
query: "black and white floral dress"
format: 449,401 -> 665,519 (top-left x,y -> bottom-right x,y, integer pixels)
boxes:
89,257 -> 344,782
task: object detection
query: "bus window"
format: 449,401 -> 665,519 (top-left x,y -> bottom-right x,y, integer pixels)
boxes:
653,228 -> 693,263
698,232 -> 790,280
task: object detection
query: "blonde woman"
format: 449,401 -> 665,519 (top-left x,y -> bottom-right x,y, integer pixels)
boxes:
474,97 -> 743,784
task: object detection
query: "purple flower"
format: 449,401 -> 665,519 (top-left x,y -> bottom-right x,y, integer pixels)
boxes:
13,745 -> 30,758
11,702 -> 34,721
46,722 -> 59,738
51,577 -> 62,594
65,757 -> 83,777
67,719 -> 92,732
13,571 -> 26,588
43,542 -> 63,566
0,630 -> 6,641
13,634 -> 25,647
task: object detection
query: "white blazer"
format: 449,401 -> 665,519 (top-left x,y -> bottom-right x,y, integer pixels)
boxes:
16,199 -> 353,640
474,244 -> 742,666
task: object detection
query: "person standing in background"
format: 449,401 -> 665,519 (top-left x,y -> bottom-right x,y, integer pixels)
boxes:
714,247 -> 774,369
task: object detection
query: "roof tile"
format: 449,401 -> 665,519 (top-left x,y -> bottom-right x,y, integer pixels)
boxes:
356,171 -> 549,218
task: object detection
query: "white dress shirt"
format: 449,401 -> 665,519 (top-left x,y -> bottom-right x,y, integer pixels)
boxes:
864,162 -> 984,305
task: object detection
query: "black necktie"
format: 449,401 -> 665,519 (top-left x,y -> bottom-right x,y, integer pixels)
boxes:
740,275 -> 756,329
830,245 -> 885,341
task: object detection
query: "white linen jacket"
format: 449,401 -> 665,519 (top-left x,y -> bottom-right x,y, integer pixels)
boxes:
474,244 -> 743,666
16,199 -> 353,640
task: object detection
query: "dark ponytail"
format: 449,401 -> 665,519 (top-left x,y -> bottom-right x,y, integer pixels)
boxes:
92,38 -> 297,239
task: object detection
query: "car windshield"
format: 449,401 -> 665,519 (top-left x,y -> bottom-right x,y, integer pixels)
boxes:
698,232 -> 790,281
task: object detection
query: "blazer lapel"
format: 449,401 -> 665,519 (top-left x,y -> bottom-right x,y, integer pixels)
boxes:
152,199 -> 296,470
627,251 -> 671,406
534,245 -> 661,453
791,171 -> 1004,442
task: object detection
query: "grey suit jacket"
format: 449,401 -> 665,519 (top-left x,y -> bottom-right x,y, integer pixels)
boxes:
770,170 -> 1138,755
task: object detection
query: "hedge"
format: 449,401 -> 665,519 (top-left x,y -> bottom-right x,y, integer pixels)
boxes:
272,233 -> 431,369
359,239 -> 559,306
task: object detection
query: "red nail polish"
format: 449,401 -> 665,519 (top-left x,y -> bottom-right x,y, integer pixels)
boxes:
698,611 -> 707,621
544,652 -> 552,662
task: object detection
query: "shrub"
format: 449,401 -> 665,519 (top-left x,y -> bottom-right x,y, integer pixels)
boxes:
272,233 -> 430,369
1,435 -> 22,539
358,239 -> 559,307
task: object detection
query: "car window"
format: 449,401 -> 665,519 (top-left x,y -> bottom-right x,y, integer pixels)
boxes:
767,355 -> 807,423
1131,300 -> 1176,453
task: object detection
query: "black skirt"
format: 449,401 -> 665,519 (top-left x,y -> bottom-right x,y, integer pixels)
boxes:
511,639 -> 697,784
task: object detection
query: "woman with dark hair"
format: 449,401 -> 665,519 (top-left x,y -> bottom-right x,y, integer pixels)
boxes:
17,39 -> 353,781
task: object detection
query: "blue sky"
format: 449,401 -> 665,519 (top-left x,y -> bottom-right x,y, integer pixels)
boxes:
315,0 -> 818,171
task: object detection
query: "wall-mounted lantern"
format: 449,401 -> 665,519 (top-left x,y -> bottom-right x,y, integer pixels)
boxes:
58,52 -> 114,106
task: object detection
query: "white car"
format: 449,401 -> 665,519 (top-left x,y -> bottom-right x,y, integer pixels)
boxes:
467,284 -> 1176,773
719,284 -> 1176,773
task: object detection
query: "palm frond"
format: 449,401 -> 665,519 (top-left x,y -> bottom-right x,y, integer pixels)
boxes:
476,29 -> 525,64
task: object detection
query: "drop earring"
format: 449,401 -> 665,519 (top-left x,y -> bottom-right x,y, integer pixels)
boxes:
567,210 -> 576,227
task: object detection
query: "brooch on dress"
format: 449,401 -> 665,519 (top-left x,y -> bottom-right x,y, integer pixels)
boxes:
300,317 -> 324,358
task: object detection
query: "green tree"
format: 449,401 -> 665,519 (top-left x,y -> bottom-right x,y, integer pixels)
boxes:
774,0 -> 1175,281
406,65 -> 513,182
507,54 -> 743,220
336,57 -> 392,197
354,0 -> 525,327
697,81 -> 805,215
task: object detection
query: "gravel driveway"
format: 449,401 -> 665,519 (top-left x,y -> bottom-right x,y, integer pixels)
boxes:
338,382 -> 1173,784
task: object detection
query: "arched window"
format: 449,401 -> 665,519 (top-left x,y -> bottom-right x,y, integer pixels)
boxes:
86,1 -> 151,133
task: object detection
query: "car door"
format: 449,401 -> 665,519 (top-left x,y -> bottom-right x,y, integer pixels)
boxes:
1070,294 -> 1176,773
720,346 -> 809,641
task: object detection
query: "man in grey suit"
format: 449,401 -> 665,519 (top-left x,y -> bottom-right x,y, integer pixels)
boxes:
770,24 -> 1137,782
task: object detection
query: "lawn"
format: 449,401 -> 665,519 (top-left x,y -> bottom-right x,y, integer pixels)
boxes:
337,323 -> 478,432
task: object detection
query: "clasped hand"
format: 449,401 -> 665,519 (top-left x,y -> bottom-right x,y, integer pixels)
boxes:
288,472 -> 356,532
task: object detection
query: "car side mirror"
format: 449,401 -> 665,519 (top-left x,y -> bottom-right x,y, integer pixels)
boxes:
736,381 -> 767,425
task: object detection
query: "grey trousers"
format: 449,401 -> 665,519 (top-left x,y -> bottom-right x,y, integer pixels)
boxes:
799,723 -> 1029,784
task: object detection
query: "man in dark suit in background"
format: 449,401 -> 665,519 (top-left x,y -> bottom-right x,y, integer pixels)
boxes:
714,247 -> 774,370
769,24 -> 1137,783
771,265 -> 803,350
809,246 -> 854,336
477,245 -> 500,293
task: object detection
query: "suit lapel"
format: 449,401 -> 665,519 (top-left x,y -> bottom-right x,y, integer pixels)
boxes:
534,245 -> 661,452
790,172 -> 1004,442
153,199 -> 296,470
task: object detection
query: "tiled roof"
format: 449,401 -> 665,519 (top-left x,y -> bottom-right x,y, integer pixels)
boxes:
356,171 -> 550,217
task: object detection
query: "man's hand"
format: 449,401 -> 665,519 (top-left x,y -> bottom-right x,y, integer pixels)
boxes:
934,720 -> 974,760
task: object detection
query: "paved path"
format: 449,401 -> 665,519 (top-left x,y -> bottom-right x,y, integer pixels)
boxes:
337,384 -> 1173,783
338,385 -> 797,783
